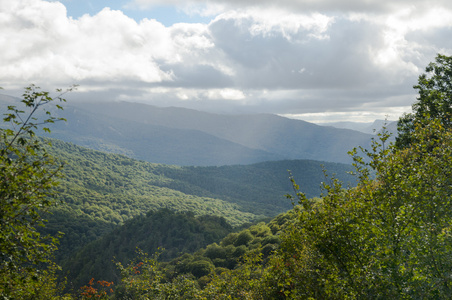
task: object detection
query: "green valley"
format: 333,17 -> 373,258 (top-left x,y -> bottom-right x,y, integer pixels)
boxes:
40,137 -> 355,263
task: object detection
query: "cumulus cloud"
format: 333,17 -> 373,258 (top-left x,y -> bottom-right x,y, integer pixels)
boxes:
129,0 -> 452,15
1,0 -> 452,122
1,1 -> 177,88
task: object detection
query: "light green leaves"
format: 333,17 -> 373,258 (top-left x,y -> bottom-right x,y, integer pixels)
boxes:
0,85 -> 73,299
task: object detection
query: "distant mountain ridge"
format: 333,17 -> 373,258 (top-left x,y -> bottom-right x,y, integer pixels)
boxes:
56,101 -> 375,165
1,94 -> 375,166
46,106 -> 282,166
317,119 -> 398,135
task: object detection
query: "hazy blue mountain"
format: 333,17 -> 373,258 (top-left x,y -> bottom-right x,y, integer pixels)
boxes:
42,106 -> 283,166
317,119 -> 398,135
1,94 -> 375,166
59,101 -> 374,165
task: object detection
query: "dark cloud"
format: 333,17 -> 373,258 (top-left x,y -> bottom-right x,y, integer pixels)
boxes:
208,16 -> 398,91
405,27 -> 452,54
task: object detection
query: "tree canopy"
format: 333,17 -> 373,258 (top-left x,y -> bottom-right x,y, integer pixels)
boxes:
397,54 -> 452,148
0,85 -> 73,299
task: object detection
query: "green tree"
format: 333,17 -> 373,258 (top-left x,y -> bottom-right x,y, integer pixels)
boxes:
268,120 -> 452,298
201,250 -> 271,300
113,249 -> 200,300
0,85 -> 74,299
396,54 -> 452,148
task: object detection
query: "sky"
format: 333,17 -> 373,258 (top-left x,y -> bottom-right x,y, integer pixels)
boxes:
1,0 -> 452,123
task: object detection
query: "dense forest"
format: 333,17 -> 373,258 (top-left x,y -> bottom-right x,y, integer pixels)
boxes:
38,137 -> 354,265
61,209 -> 236,292
1,54 -> 452,299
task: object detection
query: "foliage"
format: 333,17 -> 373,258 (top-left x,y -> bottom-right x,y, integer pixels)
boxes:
111,247 -> 278,299
163,218 -> 285,288
79,278 -> 114,299
113,249 -> 199,300
397,54 -> 452,148
0,85 -> 74,299
112,217 -> 288,299
36,138 -> 353,269
268,120 -> 452,298
62,209 -> 234,292
200,250 -> 272,299
91,99 -> 452,299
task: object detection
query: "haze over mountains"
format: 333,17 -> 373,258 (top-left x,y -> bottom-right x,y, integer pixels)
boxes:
31,99 -> 376,166
0,93 -> 385,166
317,119 -> 398,134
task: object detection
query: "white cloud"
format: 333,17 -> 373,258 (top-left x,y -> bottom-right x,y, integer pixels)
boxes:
1,0 -> 452,122
128,0 -> 452,15
0,2 -> 176,88
208,88 -> 245,100
280,110 -> 406,124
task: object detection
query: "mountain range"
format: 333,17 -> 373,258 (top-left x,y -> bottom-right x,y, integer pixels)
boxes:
28,99 -> 376,166
1,93 -> 387,166
317,119 -> 398,134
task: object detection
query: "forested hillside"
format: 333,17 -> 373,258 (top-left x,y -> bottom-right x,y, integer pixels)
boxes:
62,208 -> 293,292
41,139 -> 259,261
61,209 -> 235,292
39,137 -> 355,263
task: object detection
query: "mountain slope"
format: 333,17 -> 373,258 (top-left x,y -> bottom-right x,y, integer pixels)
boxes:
62,209 -> 234,290
317,119 -> 398,136
1,94 -> 374,166
48,100 -> 373,165
42,139 -> 261,261
74,101 -> 374,163
158,159 -> 356,215
45,106 -> 284,166
40,138 -> 354,261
